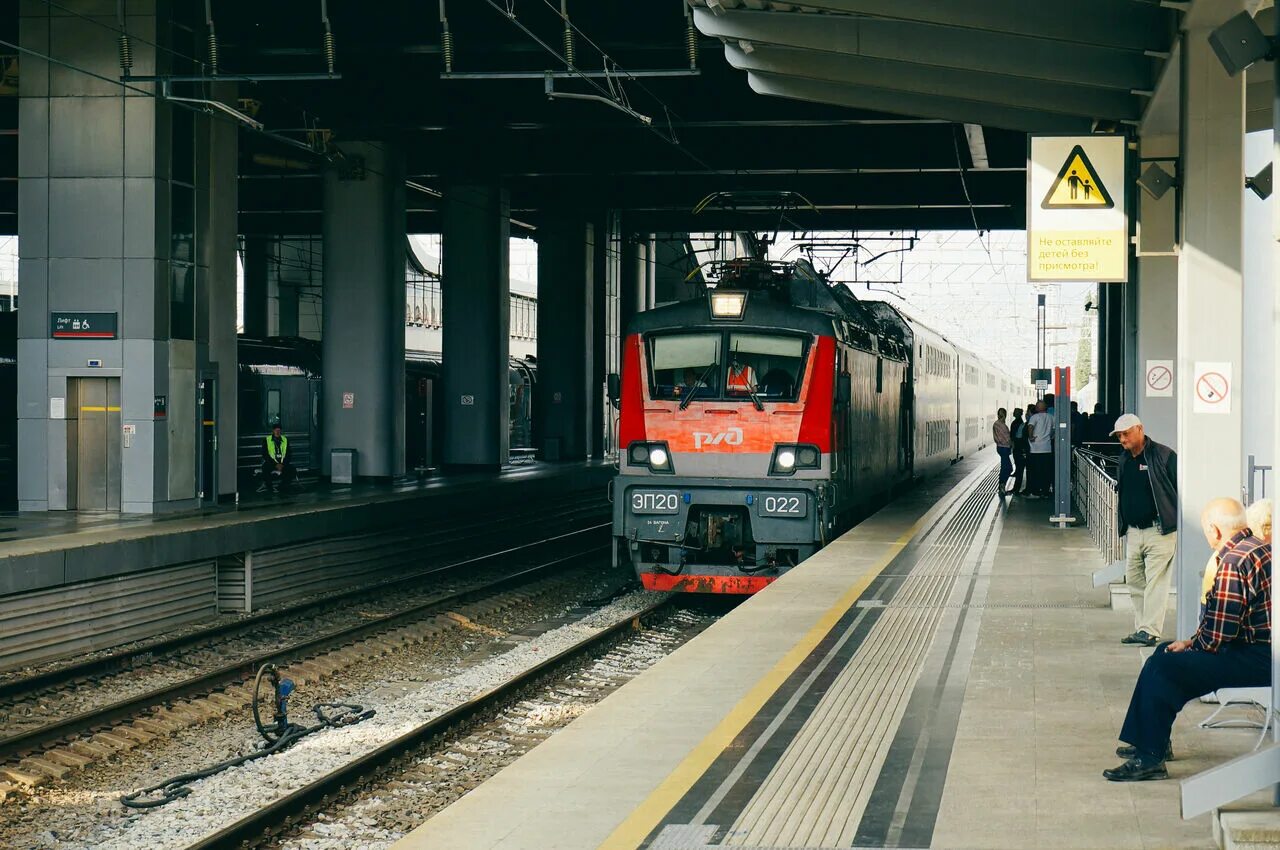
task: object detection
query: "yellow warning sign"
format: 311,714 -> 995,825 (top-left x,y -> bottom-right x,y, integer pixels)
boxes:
1041,144 -> 1114,209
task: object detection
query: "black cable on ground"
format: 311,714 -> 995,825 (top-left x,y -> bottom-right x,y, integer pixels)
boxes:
120,664 -> 374,809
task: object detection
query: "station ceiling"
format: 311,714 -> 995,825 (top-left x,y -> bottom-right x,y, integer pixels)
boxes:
2,1 -> 1183,236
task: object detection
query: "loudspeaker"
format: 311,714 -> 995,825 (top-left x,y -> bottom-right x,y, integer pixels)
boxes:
1208,11 -> 1272,76
1247,162 -> 1273,200
1137,163 -> 1176,201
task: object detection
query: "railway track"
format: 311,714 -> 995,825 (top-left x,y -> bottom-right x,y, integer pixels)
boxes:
0,514 -> 614,789
0,493 -> 607,698
180,595 -> 678,850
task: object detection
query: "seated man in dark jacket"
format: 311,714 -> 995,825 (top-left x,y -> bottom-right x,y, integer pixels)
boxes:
259,420 -> 296,492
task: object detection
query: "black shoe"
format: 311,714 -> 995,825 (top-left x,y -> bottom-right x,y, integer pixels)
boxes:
1103,758 -> 1168,782
1121,631 -> 1159,646
1116,742 -> 1173,760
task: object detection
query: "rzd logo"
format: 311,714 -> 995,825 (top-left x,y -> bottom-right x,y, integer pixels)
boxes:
693,427 -> 744,449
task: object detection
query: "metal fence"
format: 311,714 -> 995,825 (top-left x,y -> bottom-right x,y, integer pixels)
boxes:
1072,446 -> 1124,567
1247,454 -> 1271,505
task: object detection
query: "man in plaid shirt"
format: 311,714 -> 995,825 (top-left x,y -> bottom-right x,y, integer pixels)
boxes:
1105,498 -> 1271,781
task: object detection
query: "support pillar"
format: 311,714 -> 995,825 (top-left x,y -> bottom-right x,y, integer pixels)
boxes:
1174,10 -> 1246,639
535,218 -> 594,461
619,233 -> 647,339
441,185 -> 509,468
321,142 -> 406,479
592,212 -> 621,459
17,2 -> 236,513
1134,134 -> 1179,441
242,236 -> 272,338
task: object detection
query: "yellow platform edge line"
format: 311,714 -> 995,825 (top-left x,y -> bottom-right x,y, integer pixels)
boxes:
598,515 -> 930,850
78,406 -> 121,412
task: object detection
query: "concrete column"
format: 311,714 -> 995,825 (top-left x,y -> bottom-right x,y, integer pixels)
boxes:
17,2 -> 234,513
1134,134 -> 1179,441
619,232 -> 646,340
242,236 -> 272,338
441,185 -> 510,468
1175,12 -> 1246,638
1099,283 -> 1125,413
1242,130 -> 1275,487
535,218 -> 594,461
592,211 -> 621,459
205,84 -> 239,501
321,142 -> 406,479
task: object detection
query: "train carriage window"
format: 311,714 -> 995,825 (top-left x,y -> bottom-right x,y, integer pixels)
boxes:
267,388 -> 280,425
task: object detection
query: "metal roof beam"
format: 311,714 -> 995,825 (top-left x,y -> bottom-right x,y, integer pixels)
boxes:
777,0 -> 1174,52
724,44 -> 1143,121
746,71 -> 1093,134
694,8 -> 1157,91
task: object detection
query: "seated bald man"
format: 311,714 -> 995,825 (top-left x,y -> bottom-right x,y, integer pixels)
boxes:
1104,497 -> 1272,781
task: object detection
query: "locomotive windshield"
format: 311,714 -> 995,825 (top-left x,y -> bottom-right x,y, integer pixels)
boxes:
646,331 -> 807,402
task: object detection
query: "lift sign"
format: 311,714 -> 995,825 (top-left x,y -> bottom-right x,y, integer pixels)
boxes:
50,312 -> 118,339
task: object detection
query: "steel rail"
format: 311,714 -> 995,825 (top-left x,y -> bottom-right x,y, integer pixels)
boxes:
181,595 -> 674,850
0,534 -> 612,762
0,498 -> 607,700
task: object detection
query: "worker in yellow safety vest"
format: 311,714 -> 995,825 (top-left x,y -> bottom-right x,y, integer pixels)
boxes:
259,420 -> 296,493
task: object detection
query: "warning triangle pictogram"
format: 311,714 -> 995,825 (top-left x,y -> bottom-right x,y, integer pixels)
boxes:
1041,144 -> 1114,209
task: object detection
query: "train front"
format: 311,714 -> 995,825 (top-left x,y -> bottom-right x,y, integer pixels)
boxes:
613,265 -> 836,593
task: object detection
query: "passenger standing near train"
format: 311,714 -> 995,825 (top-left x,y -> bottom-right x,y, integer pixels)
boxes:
260,420 -> 296,493
1009,408 -> 1030,495
1026,401 -> 1054,498
1112,414 -> 1178,646
992,409 -> 1012,497
1105,498 -> 1269,781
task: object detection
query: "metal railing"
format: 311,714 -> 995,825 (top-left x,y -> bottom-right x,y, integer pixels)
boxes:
1247,454 -> 1271,505
1072,446 -> 1124,573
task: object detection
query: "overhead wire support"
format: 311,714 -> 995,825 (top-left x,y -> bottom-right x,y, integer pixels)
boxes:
205,0 -> 219,75
476,0 -> 716,172
439,0 -> 455,72
320,0 -> 336,76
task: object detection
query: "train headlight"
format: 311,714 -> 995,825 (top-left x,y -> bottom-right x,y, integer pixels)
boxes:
627,441 -> 674,473
708,290 -> 748,320
770,444 -> 821,475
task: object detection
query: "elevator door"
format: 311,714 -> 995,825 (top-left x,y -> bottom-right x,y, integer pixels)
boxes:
71,377 -> 121,511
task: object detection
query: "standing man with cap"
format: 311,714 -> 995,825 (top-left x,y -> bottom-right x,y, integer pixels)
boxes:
1113,414 -> 1178,646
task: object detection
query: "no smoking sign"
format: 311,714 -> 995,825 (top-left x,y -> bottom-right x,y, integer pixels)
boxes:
1145,360 -> 1173,398
1193,362 -> 1232,415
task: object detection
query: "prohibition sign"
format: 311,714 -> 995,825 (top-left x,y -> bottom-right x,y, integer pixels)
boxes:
1196,371 -> 1228,405
1147,365 -> 1172,393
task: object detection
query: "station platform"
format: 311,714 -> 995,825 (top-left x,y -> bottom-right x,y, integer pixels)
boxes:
0,462 -> 611,670
397,456 -> 1269,850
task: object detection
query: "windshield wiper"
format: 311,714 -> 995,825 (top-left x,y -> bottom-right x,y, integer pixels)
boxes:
679,362 -> 718,410
747,387 -> 764,411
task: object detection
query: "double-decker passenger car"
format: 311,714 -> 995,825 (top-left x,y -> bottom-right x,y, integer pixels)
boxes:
612,259 -> 1018,593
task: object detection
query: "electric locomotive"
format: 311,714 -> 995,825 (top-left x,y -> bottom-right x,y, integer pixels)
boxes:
612,258 -> 1018,594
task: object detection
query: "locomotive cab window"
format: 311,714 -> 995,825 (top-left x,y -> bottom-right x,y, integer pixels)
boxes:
727,333 -> 805,400
646,331 -> 807,403
648,332 -> 722,401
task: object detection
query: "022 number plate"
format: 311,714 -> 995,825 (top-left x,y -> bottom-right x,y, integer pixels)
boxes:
631,491 -> 680,514
758,493 -> 806,518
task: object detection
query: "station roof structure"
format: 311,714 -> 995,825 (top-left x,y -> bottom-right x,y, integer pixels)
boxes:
1,1 -> 1189,235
